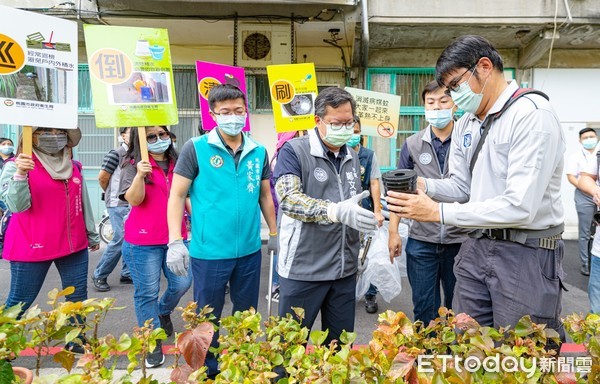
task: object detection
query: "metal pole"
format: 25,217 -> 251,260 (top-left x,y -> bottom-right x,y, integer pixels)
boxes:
267,250 -> 274,317
360,0 -> 370,87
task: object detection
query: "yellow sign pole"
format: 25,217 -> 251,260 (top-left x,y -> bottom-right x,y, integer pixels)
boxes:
22,126 -> 33,156
138,126 -> 149,162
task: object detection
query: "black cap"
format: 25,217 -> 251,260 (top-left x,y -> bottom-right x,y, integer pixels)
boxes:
579,128 -> 596,137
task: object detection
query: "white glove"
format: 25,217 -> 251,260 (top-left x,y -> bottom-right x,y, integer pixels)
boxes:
327,191 -> 378,233
167,239 -> 189,276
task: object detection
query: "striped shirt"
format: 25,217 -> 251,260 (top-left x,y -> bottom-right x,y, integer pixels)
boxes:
101,150 -> 121,175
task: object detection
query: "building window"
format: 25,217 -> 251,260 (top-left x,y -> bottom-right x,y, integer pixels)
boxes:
173,66 -> 200,111
247,74 -> 272,112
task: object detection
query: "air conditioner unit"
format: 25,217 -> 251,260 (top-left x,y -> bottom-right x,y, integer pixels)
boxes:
237,24 -> 292,68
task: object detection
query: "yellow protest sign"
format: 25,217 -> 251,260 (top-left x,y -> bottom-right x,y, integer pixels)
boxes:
267,63 -> 318,133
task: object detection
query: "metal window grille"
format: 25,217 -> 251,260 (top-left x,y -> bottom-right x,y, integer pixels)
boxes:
367,68 -> 436,170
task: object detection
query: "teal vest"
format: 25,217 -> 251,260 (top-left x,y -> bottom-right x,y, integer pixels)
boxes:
189,130 -> 266,260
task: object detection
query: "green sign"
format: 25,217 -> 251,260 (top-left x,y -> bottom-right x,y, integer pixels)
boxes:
84,25 -> 178,128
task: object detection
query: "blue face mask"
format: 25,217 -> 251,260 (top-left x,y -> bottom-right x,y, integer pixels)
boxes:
0,146 -> 14,155
217,114 -> 246,136
450,71 -> 488,114
347,134 -> 361,148
425,108 -> 454,128
583,137 -> 598,150
147,137 -> 171,154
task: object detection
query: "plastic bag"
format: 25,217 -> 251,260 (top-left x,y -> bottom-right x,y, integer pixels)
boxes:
356,221 -> 409,302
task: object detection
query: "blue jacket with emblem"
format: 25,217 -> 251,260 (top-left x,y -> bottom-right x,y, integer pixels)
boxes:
189,129 -> 266,260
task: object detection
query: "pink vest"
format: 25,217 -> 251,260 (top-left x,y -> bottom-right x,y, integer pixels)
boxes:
124,157 -> 187,246
3,156 -> 88,262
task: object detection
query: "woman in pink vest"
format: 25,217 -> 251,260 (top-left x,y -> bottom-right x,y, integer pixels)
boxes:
1,127 -> 100,314
119,126 -> 191,369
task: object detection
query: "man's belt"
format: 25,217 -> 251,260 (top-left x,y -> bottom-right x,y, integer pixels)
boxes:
474,224 -> 564,249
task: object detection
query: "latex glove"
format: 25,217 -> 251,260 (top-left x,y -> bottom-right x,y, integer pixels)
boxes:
327,191 -> 378,233
167,239 -> 189,276
268,233 -> 278,253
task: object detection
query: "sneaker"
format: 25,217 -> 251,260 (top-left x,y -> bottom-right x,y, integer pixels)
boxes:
365,295 -> 378,314
581,266 -> 590,276
225,284 -> 230,295
159,314 -> 173,337
120,275 -> 133,284
145,340 -> 165,368
92,277 -> 110,292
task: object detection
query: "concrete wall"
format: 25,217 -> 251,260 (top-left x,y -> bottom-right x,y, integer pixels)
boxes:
77,45 -> 351,68
368,48 -> 600,70
368,48 -> 519,68
368,0 -> 600,22
533,68 -> 600,239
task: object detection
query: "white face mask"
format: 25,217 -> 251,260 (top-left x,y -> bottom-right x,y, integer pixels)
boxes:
119,134 -> 130,145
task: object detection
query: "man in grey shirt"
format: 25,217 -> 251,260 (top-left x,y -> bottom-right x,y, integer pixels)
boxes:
385,35 -> 566,342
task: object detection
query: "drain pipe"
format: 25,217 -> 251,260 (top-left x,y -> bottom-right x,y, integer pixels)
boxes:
360,0 -> 370,88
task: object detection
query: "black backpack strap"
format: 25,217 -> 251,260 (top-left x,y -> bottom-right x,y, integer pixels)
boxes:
468,88 -> 549,174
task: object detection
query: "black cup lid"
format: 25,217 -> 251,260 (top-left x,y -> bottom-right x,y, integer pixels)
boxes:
382,169 -> 417,182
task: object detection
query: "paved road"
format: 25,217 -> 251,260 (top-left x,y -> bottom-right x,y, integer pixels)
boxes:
0,238 -> 591,374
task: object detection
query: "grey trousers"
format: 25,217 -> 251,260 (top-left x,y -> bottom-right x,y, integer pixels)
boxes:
453,237 -> 565,341
278,274 -> 356,348
575,188 -> 596,269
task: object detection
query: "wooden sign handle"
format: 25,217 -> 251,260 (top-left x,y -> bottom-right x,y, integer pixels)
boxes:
22,126 -> 33,156
138,126 -> 149,162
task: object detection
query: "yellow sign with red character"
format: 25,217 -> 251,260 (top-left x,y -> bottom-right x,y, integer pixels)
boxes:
267,63 -> 318,133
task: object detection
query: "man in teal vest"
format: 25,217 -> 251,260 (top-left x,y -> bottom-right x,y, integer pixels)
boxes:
166,84 -> 277,378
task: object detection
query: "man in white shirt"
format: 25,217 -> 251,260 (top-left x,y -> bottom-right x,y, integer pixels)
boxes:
385,35 -> 566,342
565,128 -> 598,276
576,148 -> 600,313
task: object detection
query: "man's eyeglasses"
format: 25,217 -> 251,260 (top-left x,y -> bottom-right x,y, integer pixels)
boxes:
445,62 -> 478,94
146,131 -> 170,144
322,120 -> 356,131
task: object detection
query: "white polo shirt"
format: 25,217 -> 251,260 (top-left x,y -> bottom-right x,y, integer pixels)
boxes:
426,80 -> 565,230
566,148 -> 596,179
582,155 -> 600,257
